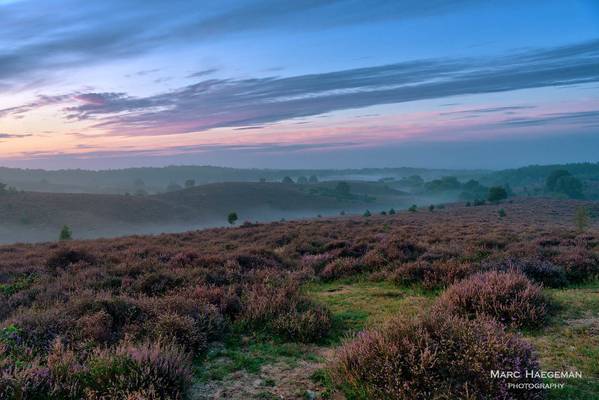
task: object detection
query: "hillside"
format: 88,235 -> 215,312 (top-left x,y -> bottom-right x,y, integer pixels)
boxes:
0,198 -> 597,399
0,165 -> 486,194
0,182 -> 400,243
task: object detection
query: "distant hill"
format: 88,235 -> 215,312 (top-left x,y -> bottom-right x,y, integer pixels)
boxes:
0,181 -> 404,243
483,162 -> 599,186
0,165 -> 485,194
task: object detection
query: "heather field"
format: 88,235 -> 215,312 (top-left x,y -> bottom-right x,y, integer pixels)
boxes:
1,198 -> 598,399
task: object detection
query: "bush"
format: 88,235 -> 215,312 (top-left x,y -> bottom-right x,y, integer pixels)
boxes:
152,313 -> 207,353
555,247 -> 599,283
333,312 -> 543,400
487,258 -> 568,288
270,303 -> 332,343
434,271 -> 550,329
86,341 -> 192,399
392,260 -> 478,289
319,257 -> 362,281
240,280 -> 332,342
46,248 -> 96,270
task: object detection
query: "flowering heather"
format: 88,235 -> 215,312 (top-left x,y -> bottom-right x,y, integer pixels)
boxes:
434,271 -> 551,329
0,198 -> 595,396
333,312 -> 544,400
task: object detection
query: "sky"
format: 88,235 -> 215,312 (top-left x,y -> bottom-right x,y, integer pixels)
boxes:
0,0 -> 598,170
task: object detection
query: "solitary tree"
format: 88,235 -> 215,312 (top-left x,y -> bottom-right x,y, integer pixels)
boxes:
408,204 -> 418,212
59,225 -> 72,241
488,186 -> 508,203
389,208 -> 396,215
575,206 -> 590,232
227,212 -> 238,225
184,179 -> 196,188
428,204 -> 435,212
363,210 -> 372,217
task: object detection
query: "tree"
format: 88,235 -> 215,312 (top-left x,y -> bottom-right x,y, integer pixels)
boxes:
389,208 -> 396,215
227,212 -> 238,225
424,176 -> 461,192
575,206 -> 589,232
498,208 -> 506,218
308,175 -> 319,183
282,176 -> 294,184
59,225 -> 72,241
363,210 -> 371,217
428,204 -> 435,212
297,176 -> 308,184
335,181 -> 351,196
0,182 -> 6,192
546,170 -> 571,192
184,179 -> 196,188
408,204 -> 418,212
546,170 -> 583,198
487,186 -> 508,203
555,176 -> 583,199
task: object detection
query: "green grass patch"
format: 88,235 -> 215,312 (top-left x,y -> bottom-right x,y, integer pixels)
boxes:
194,334 -> 321,382
526,281 -> 599,399
305,279 -> 437,342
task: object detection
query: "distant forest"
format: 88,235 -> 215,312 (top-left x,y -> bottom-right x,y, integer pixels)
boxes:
0,162 -> 598,198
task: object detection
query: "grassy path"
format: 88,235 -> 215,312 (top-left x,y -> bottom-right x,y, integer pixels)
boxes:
191,279 -> 599,399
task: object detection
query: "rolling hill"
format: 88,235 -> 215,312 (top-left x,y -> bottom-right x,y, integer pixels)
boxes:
0,181 -> 404,243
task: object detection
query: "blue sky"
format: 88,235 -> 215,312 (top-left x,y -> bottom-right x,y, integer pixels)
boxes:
0,0 -> 598,169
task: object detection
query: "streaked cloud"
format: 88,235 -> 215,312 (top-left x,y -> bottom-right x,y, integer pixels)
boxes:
53,39 -> 599,137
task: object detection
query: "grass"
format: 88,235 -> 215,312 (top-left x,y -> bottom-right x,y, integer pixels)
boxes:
305,278 -> 438,341
307,278 -> 599,400
525,281 -> 599,399
191,278 -> 598,398
194,333 -> 322,383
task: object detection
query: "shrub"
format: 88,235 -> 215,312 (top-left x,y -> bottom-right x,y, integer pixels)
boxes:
575,206 -> 590,232
133,272 -> 181,296
392,260 -> 477,289
320,257 -> 362,281
152,313 -> 207,353
555,247 -> 599,283
270,303 -> 332,343
487,258 -> 568,288
77,310 -> 114,342
46,248 -> 96,270
86,341 -> 192,399
240,281 -> 331,342
434,271 -> 550,329
333,312 -> 543,400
